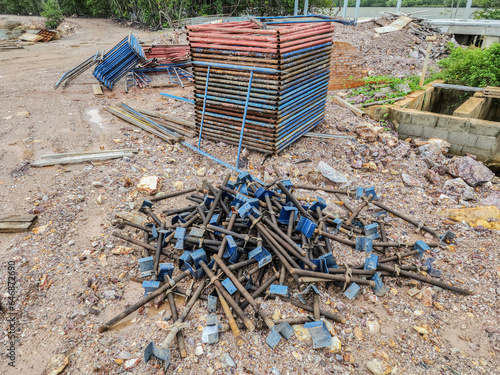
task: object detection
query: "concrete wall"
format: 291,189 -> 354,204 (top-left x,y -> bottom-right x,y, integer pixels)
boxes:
390,107 -> 500,168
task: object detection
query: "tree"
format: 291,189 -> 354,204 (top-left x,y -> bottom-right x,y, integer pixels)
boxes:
473,0 -> 500,19
41,0 -> 64,28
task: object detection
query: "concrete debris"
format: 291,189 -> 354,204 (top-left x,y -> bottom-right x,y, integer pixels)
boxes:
137,176 -> 160,195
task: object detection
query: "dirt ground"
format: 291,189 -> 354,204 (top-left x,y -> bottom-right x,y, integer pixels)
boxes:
0,15 -> 499,375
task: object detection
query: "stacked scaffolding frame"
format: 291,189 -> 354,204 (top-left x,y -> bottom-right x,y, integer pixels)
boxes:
187,21 -> 334,154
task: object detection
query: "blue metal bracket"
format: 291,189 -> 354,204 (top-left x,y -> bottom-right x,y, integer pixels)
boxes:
248,246 -> 272,268
139,256 -> 154,277
304,320 -> 332,349
158,263 -> 175,282
344,282 -> 361,300
414,240 -> 430,259
364,254 -> 379,271
269,284 -> 290,298
221,278 -> 237,295
356,237 -> 373,253
296,217 -> 317,238
144,342 -> 170,373
372,272 -> 390,297
364,223 -> 380,240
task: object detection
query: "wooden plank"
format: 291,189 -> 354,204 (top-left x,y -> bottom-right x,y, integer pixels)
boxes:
248,16 -> 264,29
332,95 -> 365,117
31,152 -> 136,167
0,215 -> 38,232
374,16 -> 413,34
93,84 -> 103,95
363,96 -> 407,107
40,149 -> 139,160
0,215 -> 37,222
18,33 -> 43,42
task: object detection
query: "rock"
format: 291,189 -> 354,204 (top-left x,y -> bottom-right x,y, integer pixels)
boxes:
421,287 -> 433,307
414,326 -> 429,335
379,132 -> 398,147
92,181 -> 104,188
425,169 -> 443,185
112,246 -> 133,255
390,142 -> 410,159
367,320 -> 380,334
444,178 -> 475,200
221,353 -> 236,367
44,354 -> 69,375
318,161 -> 349,185
195,346 -> 204,356
197,167 -> 207,177
438,206 -> 500,230
293,324 -> 312,342
407,287 -> 422,298
118,351 -> 132,360
374,351 -> 389,362
366,359 -> 393,375
96,195 -> 103,205
448,156 -> 494,187
271,367 -> 281,375
207,367 -> 215,374
355,123 -> 383,142
354,327 -> 363,340
401,173 -> 423,188
322,318 -> 336,336
137,176 -> 160,195
328,336 -> 342,353
3,20 -> 19,30
17,111 -> 30,118
173,181 -> 184,191
417,144 -> 448,168
409,50 -> 419,59
124,358 -> 140,370
115,211 -> 147,226
272,309 -> 281,320
427,138 -> 451,152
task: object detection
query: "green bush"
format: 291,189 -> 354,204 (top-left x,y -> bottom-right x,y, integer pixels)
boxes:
437,43 -> 500,87
41,0 -> 64,29
473,0 -> 500,19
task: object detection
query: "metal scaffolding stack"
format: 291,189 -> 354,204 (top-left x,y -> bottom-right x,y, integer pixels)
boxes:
93,33 -> 145,90
187,20 -> 334,155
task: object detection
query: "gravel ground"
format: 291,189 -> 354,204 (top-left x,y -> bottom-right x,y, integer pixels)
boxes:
0,16 -> 499,375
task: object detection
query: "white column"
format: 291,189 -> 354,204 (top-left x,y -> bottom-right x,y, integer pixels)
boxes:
396,0 -> 402,13
464,0 -> 473,20
342,0 -> 348,18
354,0 -> 361,19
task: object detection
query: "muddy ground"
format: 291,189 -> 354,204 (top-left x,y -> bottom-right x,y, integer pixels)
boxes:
0,15 -> 499,375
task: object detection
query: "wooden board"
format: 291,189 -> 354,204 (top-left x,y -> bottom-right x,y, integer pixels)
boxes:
93,84 -> 103,95
31,151 -> 137,167
18,33 -> 43,42
0,215 -> 38,233
332,95 -> 365,117
374,16 -> 413,34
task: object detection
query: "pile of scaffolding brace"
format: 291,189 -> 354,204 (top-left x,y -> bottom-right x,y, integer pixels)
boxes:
187,21 -> 334,154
